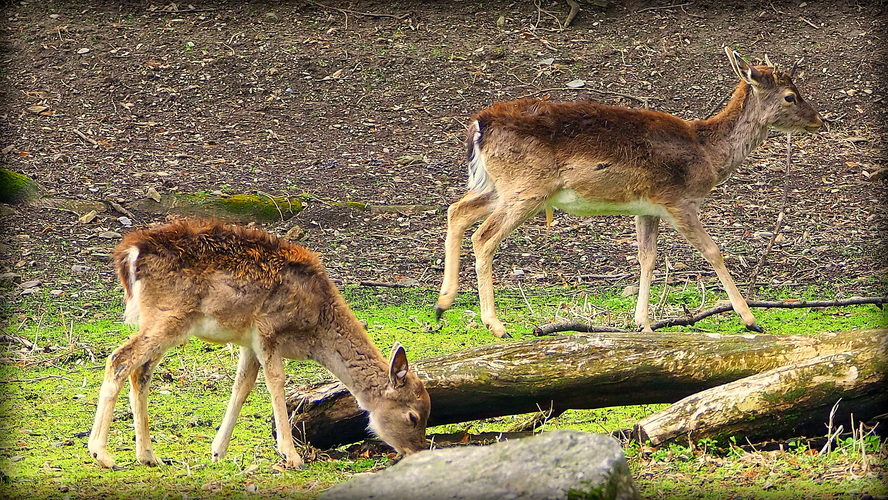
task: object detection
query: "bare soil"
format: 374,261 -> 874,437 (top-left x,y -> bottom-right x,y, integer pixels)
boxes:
1,0 -> 886,308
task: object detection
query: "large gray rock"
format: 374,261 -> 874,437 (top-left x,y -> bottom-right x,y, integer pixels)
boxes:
322,431 -> 638,500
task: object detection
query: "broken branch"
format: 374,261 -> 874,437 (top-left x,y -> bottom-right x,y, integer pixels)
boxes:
534,296 -> 888,335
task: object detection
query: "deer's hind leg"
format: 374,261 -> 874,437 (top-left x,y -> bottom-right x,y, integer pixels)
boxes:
471,195 -> 547,338
89,315 -> 187,468
129,353 -> 166,465
436,190 -> 496,318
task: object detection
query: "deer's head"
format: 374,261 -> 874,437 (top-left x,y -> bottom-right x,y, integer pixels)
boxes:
367,343 -> 431,456
725,48 -> 823,133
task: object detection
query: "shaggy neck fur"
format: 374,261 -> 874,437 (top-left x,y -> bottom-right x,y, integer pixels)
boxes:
310,296 -> 389,410
696,81 -> 773,183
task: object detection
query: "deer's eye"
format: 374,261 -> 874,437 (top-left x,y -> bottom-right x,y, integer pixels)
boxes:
407,412 -> 419,425
784,94 -> 796,103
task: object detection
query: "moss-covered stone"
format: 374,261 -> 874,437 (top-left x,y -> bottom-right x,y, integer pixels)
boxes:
0,168 -> 39,203
129,192 -> 303,222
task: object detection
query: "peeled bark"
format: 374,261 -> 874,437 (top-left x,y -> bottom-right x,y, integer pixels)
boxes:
634,342 -> 888,446
287,329 -> 886,449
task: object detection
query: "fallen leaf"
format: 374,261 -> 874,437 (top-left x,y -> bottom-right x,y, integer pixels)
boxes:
79,210 -> 98,224
27,105 -> 49,114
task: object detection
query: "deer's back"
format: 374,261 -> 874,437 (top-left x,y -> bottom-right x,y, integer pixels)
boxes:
113,220 -> 330,344
474,99 -> 716,202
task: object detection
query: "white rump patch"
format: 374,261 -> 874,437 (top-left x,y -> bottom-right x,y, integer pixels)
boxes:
122,246 -> 141,326
466,121 -> 491,192
123,280 -> 141,326
125,246 -> 139,287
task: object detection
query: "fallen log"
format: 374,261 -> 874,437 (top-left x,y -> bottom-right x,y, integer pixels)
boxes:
635,340 -> 888,446
286,329 -> 886,449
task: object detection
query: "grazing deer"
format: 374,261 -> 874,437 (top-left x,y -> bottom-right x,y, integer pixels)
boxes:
88,219 -> 430,468
435,48 -> 823,337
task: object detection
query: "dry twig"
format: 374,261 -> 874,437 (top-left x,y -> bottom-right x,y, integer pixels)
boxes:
307,0 -> 408,20
358,281 -> 413,288
517,86 -> 652,105
746,134 -> 793,296
636,2 -> 690,14
799,17 -> 820,29
72,128 -> 98,146
533,296 -> 888,335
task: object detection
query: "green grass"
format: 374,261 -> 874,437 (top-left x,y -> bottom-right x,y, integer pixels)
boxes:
1,284 -> 885,498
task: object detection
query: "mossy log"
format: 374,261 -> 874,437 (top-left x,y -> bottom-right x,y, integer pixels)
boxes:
129,192 -> 302,222
0,168 -> 40,203
634,340 -> 888,446
286,329 -> 885,449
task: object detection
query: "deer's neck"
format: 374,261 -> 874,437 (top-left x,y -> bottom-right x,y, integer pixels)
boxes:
696,82 -> 772,183
310,295 -> 389,410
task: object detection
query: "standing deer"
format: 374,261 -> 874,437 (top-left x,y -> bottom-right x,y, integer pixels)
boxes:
88,219 -> 430,468
435,48 -> 823,337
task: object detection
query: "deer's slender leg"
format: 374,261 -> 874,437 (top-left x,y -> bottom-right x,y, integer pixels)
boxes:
129,354 -> 165,465
256,344 -> 302,468
436,191 -> 496,318
211,346 -> 260,462
667,204 -> 761,332
471,197 -> 546,338
633,215 -> 661,332
89,316 -> 186,468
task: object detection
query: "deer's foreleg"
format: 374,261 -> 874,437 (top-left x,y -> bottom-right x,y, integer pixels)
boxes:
257,346 -> 303,469
211,345 -> 260,462
633,215 -> 661,332
667,204 -> 761,332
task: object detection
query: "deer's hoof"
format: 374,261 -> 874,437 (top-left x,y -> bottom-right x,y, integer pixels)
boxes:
138,450 -> 161,466
90,448 -> 116,468
746,323 -> 764,333
281,453 -> 304,470
433,305 -> 446,321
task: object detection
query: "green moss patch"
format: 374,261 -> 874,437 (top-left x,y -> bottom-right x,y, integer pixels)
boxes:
130,192 -> 303,222
0,168 -> 39,203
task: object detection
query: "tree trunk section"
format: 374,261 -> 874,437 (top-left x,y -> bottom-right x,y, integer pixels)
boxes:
634,343 -> 888,446
287,329 -> 886,449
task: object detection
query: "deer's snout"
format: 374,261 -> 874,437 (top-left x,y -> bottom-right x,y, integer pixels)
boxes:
804,114 -> 823,133
398,438 -> 430,456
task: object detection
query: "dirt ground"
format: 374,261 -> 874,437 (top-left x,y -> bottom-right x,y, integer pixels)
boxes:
1,0 -> 886,308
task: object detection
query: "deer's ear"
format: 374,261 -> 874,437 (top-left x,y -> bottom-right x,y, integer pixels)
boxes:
725,47 -> 764,87
388,342 -> 409,387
